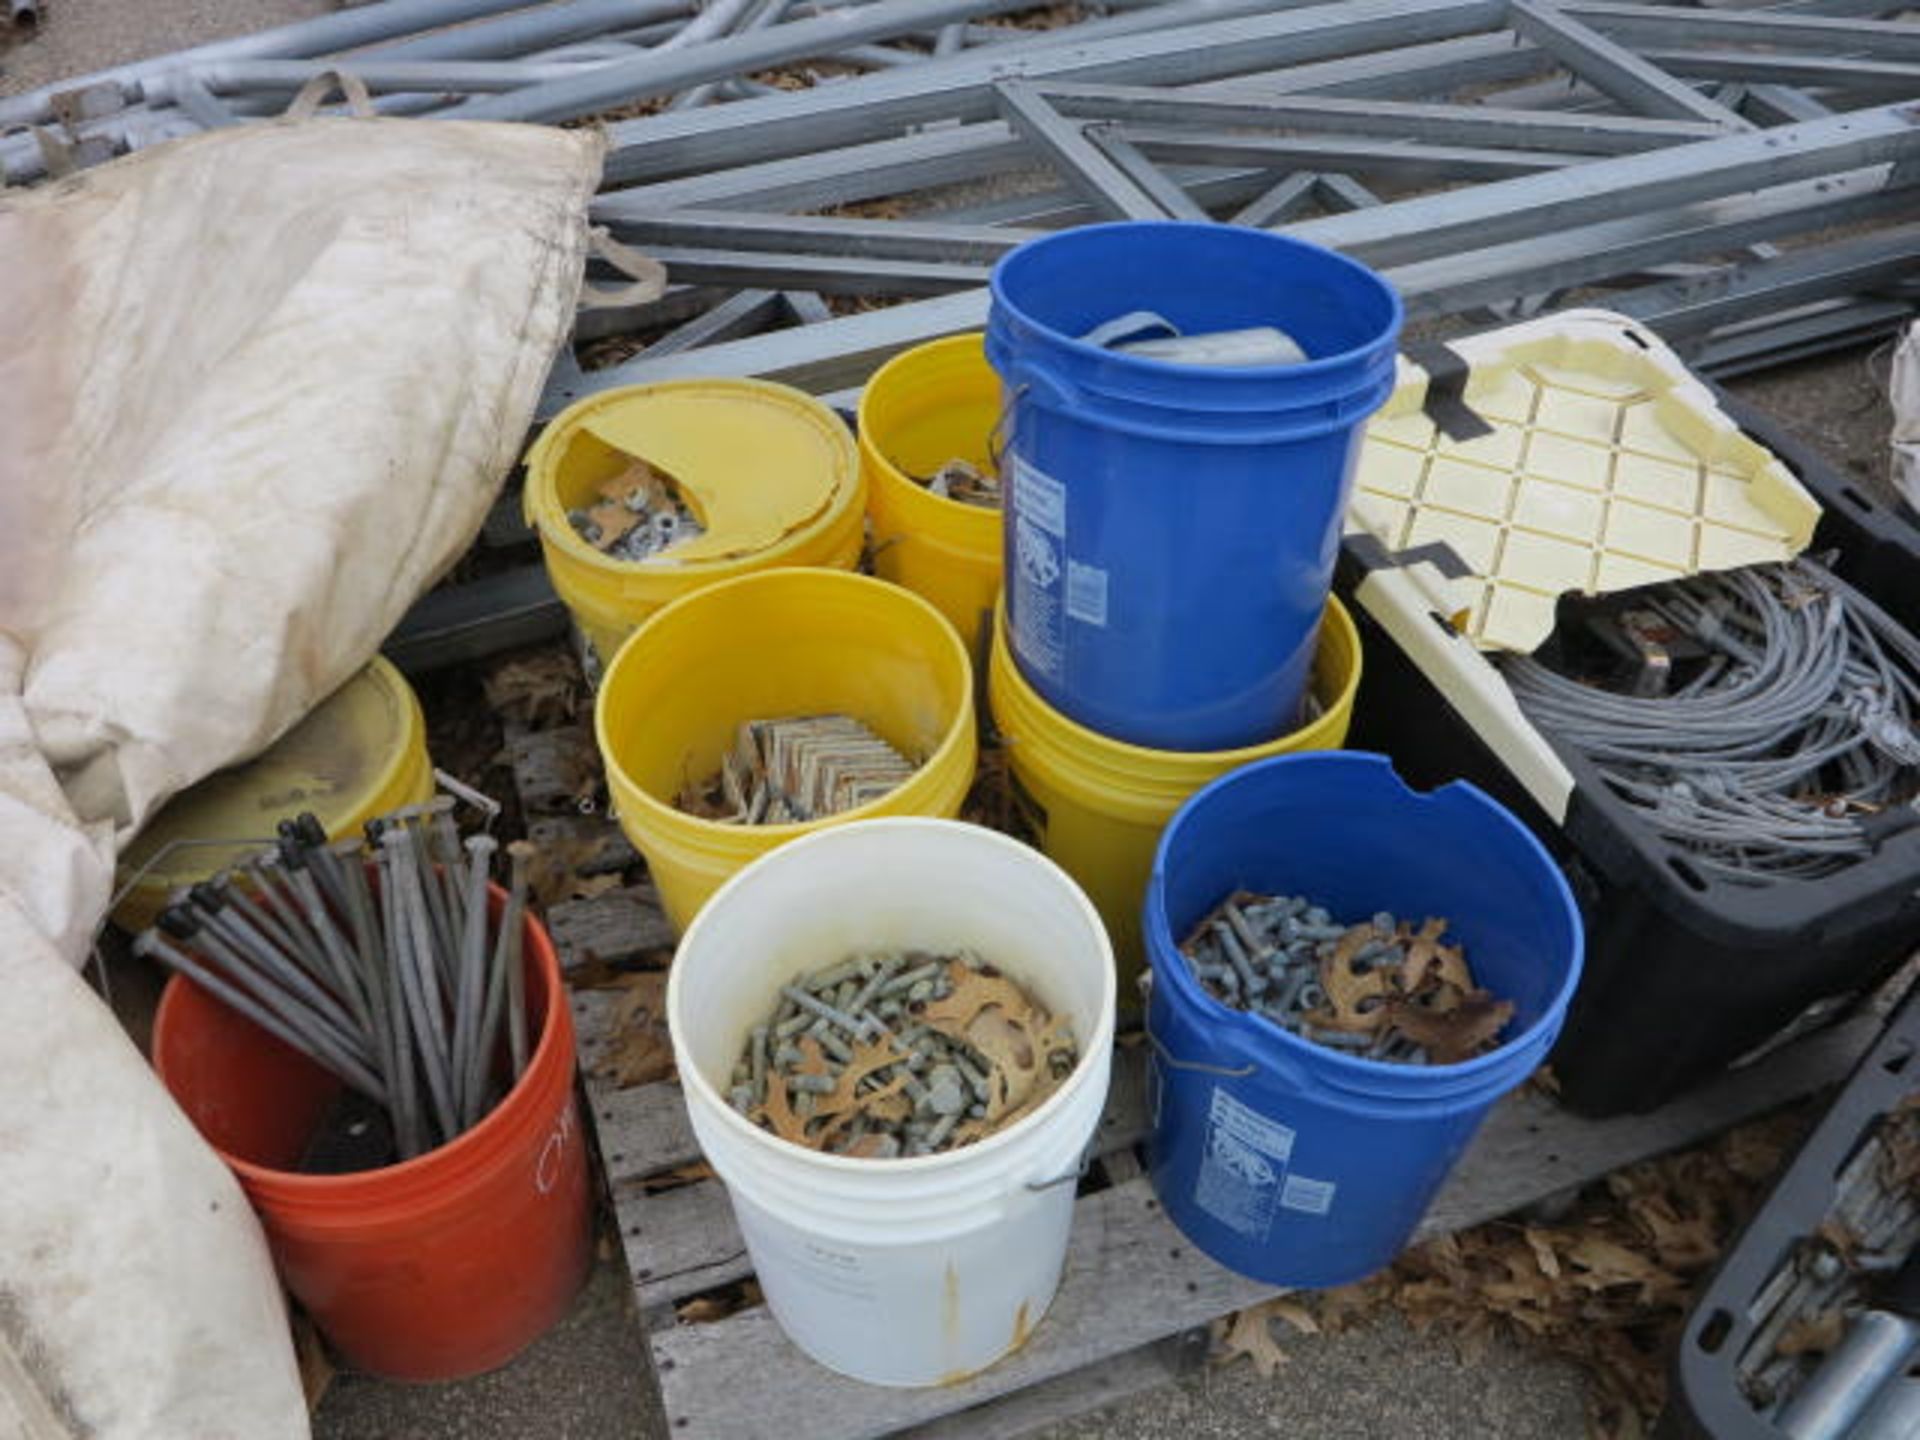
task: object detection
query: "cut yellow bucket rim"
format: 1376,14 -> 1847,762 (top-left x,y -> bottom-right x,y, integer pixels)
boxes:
596,567 -> 978,932
525,378 -> 864,661
115,656 -> 434,932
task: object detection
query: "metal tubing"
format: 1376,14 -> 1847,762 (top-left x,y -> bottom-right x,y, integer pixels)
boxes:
448,0 -> 1046,122
1119,125 -> 1586,179
1031,83 -> 1728,154
387,831 -> 461,1144
1562,2 -> 1920,61
137,932 -> 388,1103
502,846 -> 532,1082
452,835 -> 497,1125
368,0 -> 692,63
1287,101 -> 1920,270
1508,0 -> 1751,128
995,80 -> 1178,220
1084,128 -> 1214,219
595,208 -> 1036,262
593,0 -> 1506,183
0,0 -> 536,129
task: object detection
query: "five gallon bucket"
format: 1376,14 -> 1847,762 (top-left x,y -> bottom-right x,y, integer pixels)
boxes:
859,333 -> 1003,650
1144,752 -> 1581,1288
525,379 -> 865,664
989,597 -> 1359,994
153,888 -> 592,1381
596,568 -> 978,932
985,221 -> 1402,751
115,657 -> 434,933
668,818 -> 1116,1386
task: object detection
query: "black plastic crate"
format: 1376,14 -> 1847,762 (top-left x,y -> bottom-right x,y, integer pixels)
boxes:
1337,394 -> 1920,1118
1718,392 -> 1920,638
1659,989 -> 1920,1438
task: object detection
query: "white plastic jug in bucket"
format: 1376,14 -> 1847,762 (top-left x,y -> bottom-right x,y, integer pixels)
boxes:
667,818 -> 1116,1386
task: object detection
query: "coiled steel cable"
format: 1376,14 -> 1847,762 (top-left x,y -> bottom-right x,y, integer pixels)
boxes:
1502,557 -> 1920,884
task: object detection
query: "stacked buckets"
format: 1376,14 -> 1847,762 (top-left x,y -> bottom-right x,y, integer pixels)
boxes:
553,220 -> 1580,1387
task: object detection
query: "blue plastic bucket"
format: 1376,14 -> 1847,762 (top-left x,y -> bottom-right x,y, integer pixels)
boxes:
985,222 -> 1402,751
1143,752 -> 1582,1287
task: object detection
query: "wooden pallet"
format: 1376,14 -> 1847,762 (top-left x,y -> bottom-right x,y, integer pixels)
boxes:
512,723 -> 1876,1440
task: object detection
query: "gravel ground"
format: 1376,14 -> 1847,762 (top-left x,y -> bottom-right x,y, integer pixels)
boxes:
8,7 -> 1908,1439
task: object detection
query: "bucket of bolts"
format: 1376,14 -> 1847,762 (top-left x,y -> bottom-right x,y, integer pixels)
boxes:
146,800 -> 593,1381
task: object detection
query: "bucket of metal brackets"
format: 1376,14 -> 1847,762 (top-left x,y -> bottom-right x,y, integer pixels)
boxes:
115,657 -> 434,933
1143,752 -> 1582,1288
859,333 -> 1004,651
668,817 -> 1116,1386
596,568 -> 978,932
985,221 -> 1401,751
988,596 -> 1360,996
152,885 -> 592,1381
525,378 -> 865,665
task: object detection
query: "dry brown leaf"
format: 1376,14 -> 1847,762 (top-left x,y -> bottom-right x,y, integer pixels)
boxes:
1524,1227 -> 1563,1279
757,1072 -> 809,1145
595,972 -> 673,1088
919,962 -> 1034,1032
1217,1306 -> 1292,1377
1387,992 -> 1516,1064
570,872 -> 626,901
484,651 -> 583,727
1263,1299 -> 1321,1337
677,1296 -> 734,1324
293,1312 -> 334,1412
641,1161 -> 716,1193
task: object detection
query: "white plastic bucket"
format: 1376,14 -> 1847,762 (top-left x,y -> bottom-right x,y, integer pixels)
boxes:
667,818 -> 1117,1387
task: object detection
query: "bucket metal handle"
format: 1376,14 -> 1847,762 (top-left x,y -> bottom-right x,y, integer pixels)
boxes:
1026,1140 -> 1095,1192
987,381 -> 1028,478
1146,1028 -> 1256,1079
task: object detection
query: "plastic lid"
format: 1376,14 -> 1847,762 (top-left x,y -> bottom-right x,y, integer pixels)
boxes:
119,658 -> 426,892
571,381 -> 853,564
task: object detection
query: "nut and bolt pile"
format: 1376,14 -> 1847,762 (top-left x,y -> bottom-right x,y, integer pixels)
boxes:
134,802 -> 534,1163
1179,891 -> 1514,1065
914,457 -> 1000,509
678,714 -> 919,825
1737,1110 -> 1920,1416
567,458 -> 705,562
729,950 -> 1077,1158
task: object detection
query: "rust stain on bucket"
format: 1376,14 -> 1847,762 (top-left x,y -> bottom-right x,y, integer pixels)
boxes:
942,1261 -> 961,1350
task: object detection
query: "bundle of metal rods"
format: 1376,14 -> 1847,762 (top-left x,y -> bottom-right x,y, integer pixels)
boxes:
134,803 -> 534,1161
1504,556 -> 1920,884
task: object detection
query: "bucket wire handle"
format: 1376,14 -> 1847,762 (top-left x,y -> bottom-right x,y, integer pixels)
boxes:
987,382 -> 1028,478
1026,1139 -> 1096,1192
1146,1028 -> 1256,1079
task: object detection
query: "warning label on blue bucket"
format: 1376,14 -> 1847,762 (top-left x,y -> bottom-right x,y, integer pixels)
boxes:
1010,456 -> 1066,680
1281,1173 -> 1337,1216
1195,1087 -> 1339,1237
1194,1088 -> 1294,1237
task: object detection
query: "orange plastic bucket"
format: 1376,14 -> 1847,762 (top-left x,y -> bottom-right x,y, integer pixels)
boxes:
152,889 -> 591,1382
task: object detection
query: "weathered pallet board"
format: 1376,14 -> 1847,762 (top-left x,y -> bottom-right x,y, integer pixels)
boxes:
644,1017 -> 1874,1440
506,712 -> 1879,1440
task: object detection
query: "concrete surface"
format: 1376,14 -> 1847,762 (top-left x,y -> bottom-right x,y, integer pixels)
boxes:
8,7 -> 1905,1440
1035,1315 -> 1589,1440
315,1241 -> 664,1440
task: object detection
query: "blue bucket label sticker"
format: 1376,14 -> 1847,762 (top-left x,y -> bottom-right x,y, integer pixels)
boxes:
1195,1087 -> 1294,1238
1280,1173 -> 1338,1217
1010,456 -> 1066,680
1065,559 -> 1109,628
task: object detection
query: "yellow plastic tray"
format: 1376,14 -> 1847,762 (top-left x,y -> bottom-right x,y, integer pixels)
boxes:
1349,310 -> 1821,652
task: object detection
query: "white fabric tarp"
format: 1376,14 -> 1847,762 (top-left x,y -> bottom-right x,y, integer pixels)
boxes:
0,115 -> 602,1439
1893,321 -> 1920,511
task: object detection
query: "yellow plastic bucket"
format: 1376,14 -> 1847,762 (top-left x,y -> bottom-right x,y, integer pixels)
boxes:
858,334 -> 1003,651
115,657 -> 434,933
989,597 -> 1359,993
526,379 -> 866,664
596,568 -> 978,932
